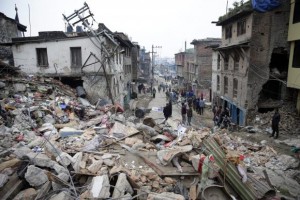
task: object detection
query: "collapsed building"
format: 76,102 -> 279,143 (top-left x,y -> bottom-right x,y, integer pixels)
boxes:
0,8 -> 26,72
213,0 -> 291,126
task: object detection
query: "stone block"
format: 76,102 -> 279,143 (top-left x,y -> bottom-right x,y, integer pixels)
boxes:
25,165 -> 48,187
90,175 -> 110,198
112,173 -> 133,198
13,188 -> 37,200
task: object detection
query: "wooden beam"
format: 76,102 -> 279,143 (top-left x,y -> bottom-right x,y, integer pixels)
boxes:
0,173 -> 25,200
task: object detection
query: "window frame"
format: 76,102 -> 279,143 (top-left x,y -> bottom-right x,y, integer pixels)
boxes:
217,75 -> 220,91
292,40 -> 300,68
293,0 -> 300,24
237,19 -> 246,36
217,54 -> 221,70
36,48 -> 48,67
224,55 -> 229,70
70,47 -> 82,68
225,25 -> 232,39
224,76 -> 228,94
233,78 -> 238,98
234,53 -> 240,71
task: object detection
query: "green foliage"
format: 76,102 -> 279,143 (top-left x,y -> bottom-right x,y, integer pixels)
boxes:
218,0 -> 252,22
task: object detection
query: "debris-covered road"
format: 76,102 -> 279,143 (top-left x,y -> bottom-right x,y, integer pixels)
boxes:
0,76 -> 299,200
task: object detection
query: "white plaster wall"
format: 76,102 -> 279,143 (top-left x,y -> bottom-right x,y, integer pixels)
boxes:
12,37 -> 125,76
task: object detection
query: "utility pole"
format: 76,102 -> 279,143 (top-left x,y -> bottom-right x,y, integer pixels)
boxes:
150,45 -> 162,91
63,3 -> 118,105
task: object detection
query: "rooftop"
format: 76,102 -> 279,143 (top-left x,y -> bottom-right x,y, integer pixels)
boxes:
216,1 -> 253,26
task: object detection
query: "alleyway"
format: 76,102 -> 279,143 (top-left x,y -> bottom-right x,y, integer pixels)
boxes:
146,79 -> 214,129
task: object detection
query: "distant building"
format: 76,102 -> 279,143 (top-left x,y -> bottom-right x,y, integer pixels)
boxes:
214,0 -> 290,125
174,49 -> 194,91
0,7 -> 26,65
139,47 -> 151,82
287,0 -> 300,115
191,38 -> 221,101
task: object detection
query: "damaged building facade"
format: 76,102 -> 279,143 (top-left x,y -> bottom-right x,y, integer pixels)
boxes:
191,38 -> 221,101
174,48 -> 194,91
0,10 -> 26,65
11,27 -> 136,106
214,0 -> 290,125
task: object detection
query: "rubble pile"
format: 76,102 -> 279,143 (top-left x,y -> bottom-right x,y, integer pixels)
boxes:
249,103 -> 300,135
0,77 -> 300,200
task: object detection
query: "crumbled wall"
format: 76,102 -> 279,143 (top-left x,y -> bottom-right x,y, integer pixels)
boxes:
247,1 -> 290,109
0,14 -> 19,65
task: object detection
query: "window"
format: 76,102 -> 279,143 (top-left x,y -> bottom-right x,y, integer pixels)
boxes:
217,54 -> 221,70
225,25 -> 232,39
237,20 -> 246,36
224,76 -> 228,94
36,48 -> 48,67
224,55 -> 229,70
293,0 -> 300,23
70,47 -> 82,68
293,40 -> 300,68
234,53 -> 240,71
217,75 -> 220,91
233,78 -> 238,98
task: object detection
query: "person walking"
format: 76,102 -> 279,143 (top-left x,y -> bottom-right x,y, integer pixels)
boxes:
270,108 -> 280,139
181,102 -> 187,125
163,103 -> 171,122
169,100 -> 172,117
187,103 -> 193,126
152,88 -> 156,98
214,106 -> 222,125
199,98 -> 205,115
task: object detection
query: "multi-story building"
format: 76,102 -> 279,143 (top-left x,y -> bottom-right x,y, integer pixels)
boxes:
191,38 -> 221,100
175,48 -> 194,91
175,52 -> 185,86
114,32 -> 134,106
287,0 -> 300,114
214,0 -> 290,125
139,47 -> 151,81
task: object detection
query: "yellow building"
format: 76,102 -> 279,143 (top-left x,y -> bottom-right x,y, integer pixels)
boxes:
287,0 -> 300,114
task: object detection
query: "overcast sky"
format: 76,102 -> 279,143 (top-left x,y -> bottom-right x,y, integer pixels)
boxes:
1,0 -> 236,58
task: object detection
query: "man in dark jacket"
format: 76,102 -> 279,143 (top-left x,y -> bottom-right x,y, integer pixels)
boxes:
270,108 -> 280,139
163,103 -> 171,122
187,103 -> 193,126
181,103 -> 187,125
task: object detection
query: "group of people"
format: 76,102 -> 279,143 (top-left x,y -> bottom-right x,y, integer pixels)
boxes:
181,102 -> 193,125
212,104 -> 230,127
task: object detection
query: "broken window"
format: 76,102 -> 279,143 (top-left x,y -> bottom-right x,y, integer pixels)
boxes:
224,55 -> 229,70
294,0 -> 300,23
234,53 -> 240,71
217,54 -> 221,70
233,78 -> 238,98
70,47 -> 82,68
224,76 -> 228,94
237,19 -> 246,36
217,75 -> 220,91
36,48 -> 48,67
225,25 -> 232,39
292,40 -> 300,68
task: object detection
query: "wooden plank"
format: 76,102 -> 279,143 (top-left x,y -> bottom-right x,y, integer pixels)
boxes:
0,158 -> 21,171
0,173 -> 25,200
189,185 -> 197,200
